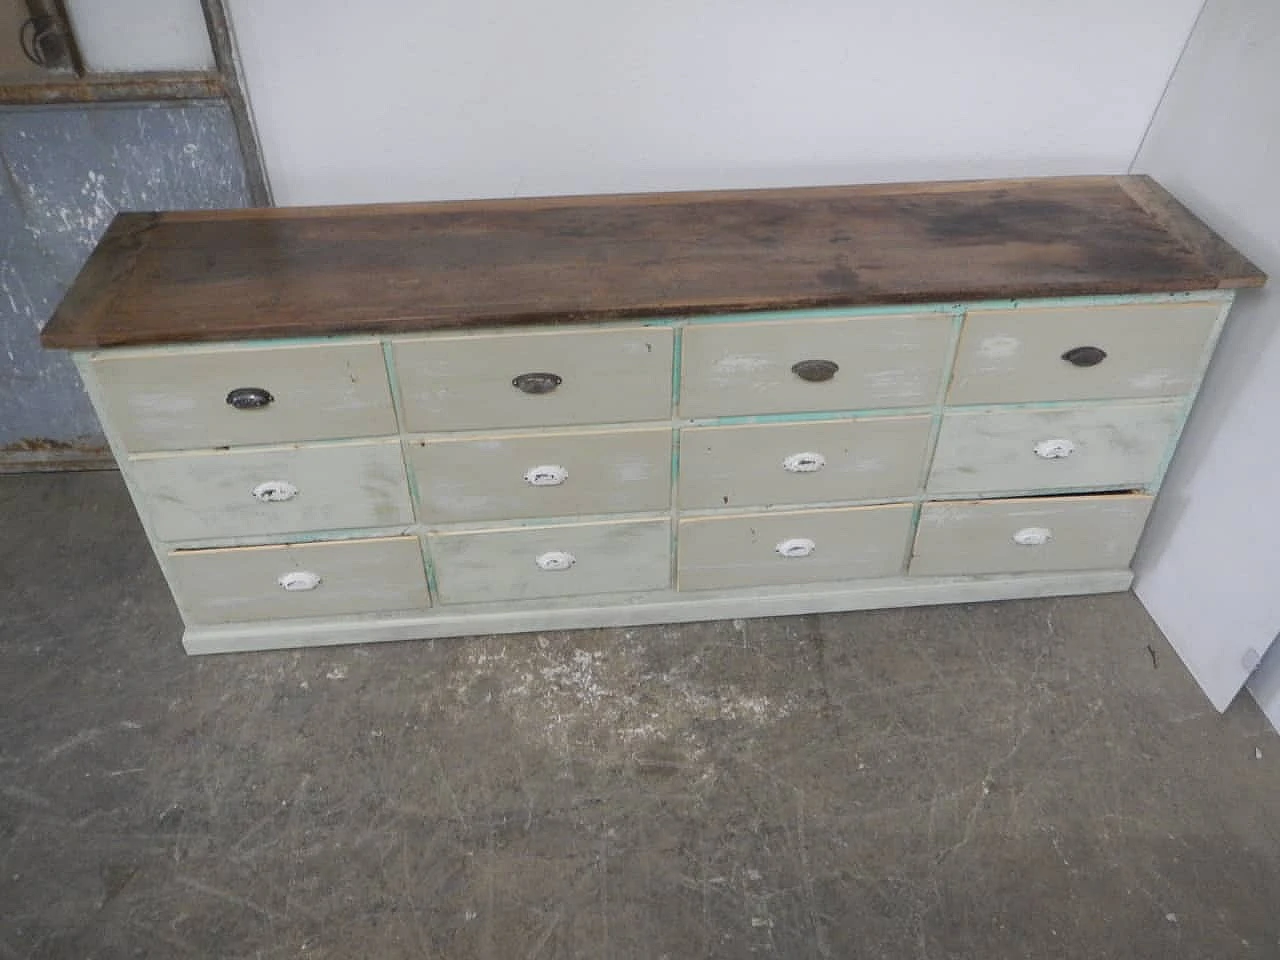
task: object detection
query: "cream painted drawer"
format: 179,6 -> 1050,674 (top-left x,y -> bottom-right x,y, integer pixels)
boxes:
679,313 -> 952,418
679,415 -> 930,509
677,504 -> 913,591
410,427 -> 671,522
909,495 -> 1153,577
394,327 -> 673,432
429,518 -> 670,604
130,439 -> 413,542
948,301 -> 1220,404
168,536 -> 430,625
927,401 -> 1182,496
91,341 -> 397,453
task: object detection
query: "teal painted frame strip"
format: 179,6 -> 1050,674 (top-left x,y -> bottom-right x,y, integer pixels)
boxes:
381,341 -> 440,600
908,306 -> 967,572
89,290 -> 1236,357
686,407 -> 933,426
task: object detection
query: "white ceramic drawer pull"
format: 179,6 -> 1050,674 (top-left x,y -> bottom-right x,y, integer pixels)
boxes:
782,452 -> 827,473
1033,438 -> 1076,460
251,480 -> 299,502
1012,527 -> 1053,546
775,537 -> 816,558
535,551 -> 576,571
523,464 -> 569,487
278,570 -> 322,591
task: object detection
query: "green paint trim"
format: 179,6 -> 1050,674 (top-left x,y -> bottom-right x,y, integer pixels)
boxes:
422,511 -> 673,534
917,308 -> 966,492
85,290 -> 1234,358
904,501 -> 923,574
941,396 -> 1190,414
689,407 -> 934,426
670,324 -> 683,407
382,340 -> 442,602
640,290 -> 1233,328
668,425 -> 682,584
678,495 -> 917,518
417,534 -> 441,604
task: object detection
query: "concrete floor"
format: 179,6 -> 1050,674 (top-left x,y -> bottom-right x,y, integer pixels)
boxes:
2,471 -> 1279,959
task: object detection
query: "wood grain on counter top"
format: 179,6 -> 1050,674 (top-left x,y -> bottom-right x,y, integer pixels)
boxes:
42,175 -> 1266,349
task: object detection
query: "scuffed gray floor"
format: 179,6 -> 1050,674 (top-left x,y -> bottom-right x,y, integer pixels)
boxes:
2,471 -> 1278,958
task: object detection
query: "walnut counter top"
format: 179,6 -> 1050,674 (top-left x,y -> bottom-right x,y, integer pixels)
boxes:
43,175 -> 1264,350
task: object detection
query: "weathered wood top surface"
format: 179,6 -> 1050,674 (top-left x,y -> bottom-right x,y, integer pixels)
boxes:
43,175 -> 1265,349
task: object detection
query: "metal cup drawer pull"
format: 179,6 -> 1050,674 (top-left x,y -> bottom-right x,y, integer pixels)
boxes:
523,464 -> 569,487
251,480 -> 299,502
1012,527 -> 1053,546
225,386 -> 274,410
512,372 -> 563,395
1033,438 -> 1076,460
775,537 -> 816,558
782,451 -> 827,473
1061,345 -> 1107,367
790,359 -> 839,382
535,550 -> 576,571
278,570 -> 322,591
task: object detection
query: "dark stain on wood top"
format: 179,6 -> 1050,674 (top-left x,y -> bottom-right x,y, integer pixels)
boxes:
42,175 -> 1266,349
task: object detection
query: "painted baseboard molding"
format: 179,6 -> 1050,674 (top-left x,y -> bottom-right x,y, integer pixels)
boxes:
182,569 -> 1134,655
0,447 -> 116,474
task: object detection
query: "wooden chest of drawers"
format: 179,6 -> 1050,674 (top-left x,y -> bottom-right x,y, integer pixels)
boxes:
43,176 -> 1265,654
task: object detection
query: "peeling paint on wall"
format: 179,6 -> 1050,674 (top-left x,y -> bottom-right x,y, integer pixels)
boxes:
0,102 -> 250,453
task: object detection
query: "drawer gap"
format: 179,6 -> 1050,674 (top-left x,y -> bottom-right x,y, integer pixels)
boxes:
986,487 -> 1142,501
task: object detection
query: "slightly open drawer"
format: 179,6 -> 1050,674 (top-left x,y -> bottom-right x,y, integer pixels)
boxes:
168,536 -> 430,624
910,494 -> 1153,576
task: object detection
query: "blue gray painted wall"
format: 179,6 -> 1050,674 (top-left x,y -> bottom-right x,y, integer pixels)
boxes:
1,100 -> 249,461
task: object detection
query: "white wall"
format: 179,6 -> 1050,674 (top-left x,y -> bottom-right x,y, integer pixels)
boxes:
65,0 -> 213,73
226,0 -> 1202,206
1131,0 -> 1280,713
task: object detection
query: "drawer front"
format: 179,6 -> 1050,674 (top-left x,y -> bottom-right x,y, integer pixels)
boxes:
679,313 -> 952,418
131,440 -> 413,542
679,415 -> 931,509
168,536 -> 430,624
948,301 -> 1220,404
429,519 -> 670,604
92,341 -> 397,453
909,495 -> 1153,577
677,504 -> 913,591
927,401 -> 1182,496
410,427 -> 671,523
394,327 -> 674,432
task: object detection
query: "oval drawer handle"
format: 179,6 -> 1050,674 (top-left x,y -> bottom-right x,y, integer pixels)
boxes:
1033,439 -> 1075,460
782,452 -> 827,473
278,570 -> 322,591
1012,527 -> 1053,546
535,551 -> 576,572
1061,346 -> 1107,367
775,537 -> 816,558
512,372 -> 563,395
523,464 -> 569,486
226,386 -> 274,410
252,480 -> 299,502
790,359 -> 839,382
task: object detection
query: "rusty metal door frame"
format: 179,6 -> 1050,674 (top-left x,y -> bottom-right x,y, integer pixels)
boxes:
0,0 -> 270,204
